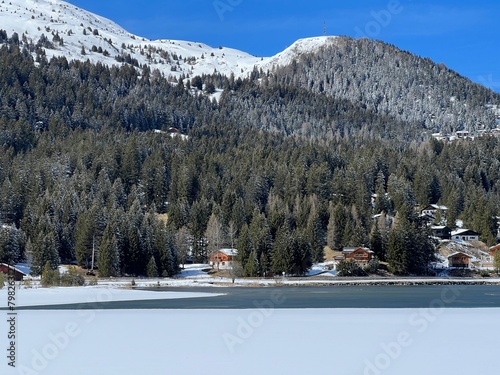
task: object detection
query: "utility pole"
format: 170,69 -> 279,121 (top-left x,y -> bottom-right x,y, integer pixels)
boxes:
323,19 -> 327,36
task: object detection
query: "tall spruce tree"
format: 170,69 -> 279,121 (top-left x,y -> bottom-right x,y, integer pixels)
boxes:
146,255 -> 159,278
271,225 -> 294,276
387,204 -> 434,275
236,224 -> 253,272
327,203 -> 346,250
97,224 -> 120,277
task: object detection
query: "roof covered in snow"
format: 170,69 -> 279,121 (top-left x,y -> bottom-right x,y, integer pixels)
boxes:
451,228 -> 480,236
219,248 -> 237,256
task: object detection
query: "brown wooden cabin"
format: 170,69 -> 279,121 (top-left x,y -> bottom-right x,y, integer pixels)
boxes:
489,245 -> 500,257
0,263 -> 27,281
209,249 -> 237,269
342,247 -> 374,265
447,252 -> 471,268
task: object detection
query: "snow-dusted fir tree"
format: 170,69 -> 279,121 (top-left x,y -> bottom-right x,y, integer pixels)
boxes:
146,256 -> 159,278
98,224 -> 120,277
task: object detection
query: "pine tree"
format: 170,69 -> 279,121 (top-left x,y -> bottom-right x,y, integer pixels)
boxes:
306,196 -> 326,263
41,261 -> 59,287
147,255 -> 159,278
369,220 -> 385,261
249,209 -> 272,275
387,222 -> 408,275
370,213 -> 390,261
158,223 -> 178,277
31,226 -> 60,276
98,224 -> 120,277
189,198 -> 211,262
236,224 -> 253,271
374,170 -> 390,214
271,225 -> 294,276
74,207 -> 97,268
327,203 -> 346,250
0,224 -> 25,264
291,229 -> 312,275
387,205 -> 434,275
244,250 -> 258,277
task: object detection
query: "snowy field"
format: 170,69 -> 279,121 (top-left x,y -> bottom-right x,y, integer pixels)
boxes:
0,286 -> 497,375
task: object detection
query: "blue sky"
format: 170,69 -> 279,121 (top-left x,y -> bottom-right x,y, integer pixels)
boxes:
70,0 -> 500,92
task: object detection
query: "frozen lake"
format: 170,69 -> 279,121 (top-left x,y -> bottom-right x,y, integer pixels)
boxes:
14,284 -> 500,310
1,285 -> 498,375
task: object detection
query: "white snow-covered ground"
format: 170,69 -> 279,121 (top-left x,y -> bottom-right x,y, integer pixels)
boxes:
0,306 -> 497,375
178,263 -> 212,279
305,261 -> 337,277
0,286 -> 222,307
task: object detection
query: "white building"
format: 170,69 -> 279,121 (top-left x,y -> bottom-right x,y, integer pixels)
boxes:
451,229 -> 480,242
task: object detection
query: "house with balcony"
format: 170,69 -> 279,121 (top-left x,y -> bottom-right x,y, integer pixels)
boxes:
342,247 -> 374,265
447,252 -> 471,268
451,229 -> 480,242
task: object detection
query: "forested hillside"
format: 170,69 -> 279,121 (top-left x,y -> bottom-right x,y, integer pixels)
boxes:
267,37 -> 500,135
0,33 -> 499,278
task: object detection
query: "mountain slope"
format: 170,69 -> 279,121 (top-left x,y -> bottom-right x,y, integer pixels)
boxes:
264,37 -> 500,134
2,0 -> 499,136
0,0 -> 262,79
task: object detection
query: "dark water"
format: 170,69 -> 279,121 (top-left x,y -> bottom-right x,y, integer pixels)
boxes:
14,284 -> 500,310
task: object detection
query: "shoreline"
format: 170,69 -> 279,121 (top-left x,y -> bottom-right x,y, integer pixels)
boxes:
14,273 -> 500,290
127,276 -> 500,289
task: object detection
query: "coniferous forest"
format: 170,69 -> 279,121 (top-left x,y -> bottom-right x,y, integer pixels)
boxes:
1,34 -> 500,277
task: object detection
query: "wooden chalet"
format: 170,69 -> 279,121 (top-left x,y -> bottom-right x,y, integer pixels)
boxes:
342,247 -> 374,265
0,263 -> 27,281
489,244 -> 500,257
209,248 -> 237,270
447,252 -> 471,268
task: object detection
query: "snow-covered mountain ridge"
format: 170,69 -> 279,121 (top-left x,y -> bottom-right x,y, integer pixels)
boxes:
0,0 -> 334,80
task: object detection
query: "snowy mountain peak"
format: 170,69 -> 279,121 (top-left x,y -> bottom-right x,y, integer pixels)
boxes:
261,36 -> 339,70
1,0 -> 345,80
0,0 -> 267,79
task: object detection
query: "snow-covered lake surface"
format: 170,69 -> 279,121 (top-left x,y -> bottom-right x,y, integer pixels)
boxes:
0,285 -> 497,374
1,286 -> 223,307
0,306 -> 497,374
